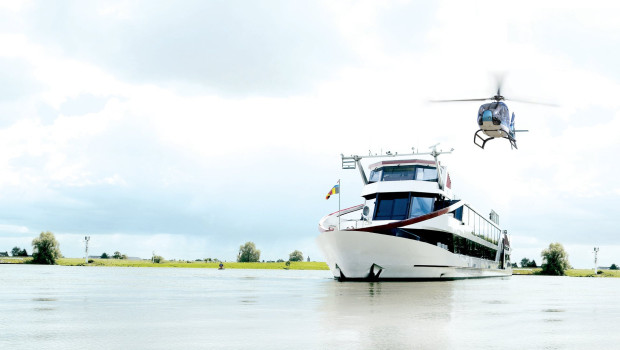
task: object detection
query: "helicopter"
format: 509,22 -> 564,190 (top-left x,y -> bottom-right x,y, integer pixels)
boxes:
432,81 -> 554,150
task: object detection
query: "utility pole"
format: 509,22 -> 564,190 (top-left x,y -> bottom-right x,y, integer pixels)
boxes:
593,247 -> 599,274
84,236 -> 91,263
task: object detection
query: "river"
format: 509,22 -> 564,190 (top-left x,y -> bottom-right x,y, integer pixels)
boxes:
1,265 -> 618,349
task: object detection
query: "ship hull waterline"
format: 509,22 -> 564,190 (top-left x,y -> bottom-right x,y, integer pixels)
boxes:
317,229 -> 512,281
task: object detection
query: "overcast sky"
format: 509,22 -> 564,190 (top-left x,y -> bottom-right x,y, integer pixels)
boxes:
1,0 -> 619,268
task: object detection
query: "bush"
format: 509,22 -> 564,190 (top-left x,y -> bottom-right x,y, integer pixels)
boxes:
88,259 -> 94,263
237,242 -> 260,262
31,231 -> 62,265
540,242 -> 570,276
101,252 -> 109,259
289,250 -> 303,262
153,255 -> 164,263
610,264 -> 618,270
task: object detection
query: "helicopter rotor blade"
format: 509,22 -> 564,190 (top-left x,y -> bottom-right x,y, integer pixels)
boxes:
494,73 -> 505,97
430,98 -> 490,103
496,78 -> 502,97
505,98 -> 558,107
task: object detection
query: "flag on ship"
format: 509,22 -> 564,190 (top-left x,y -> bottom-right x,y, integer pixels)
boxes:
325,181 -> 340,200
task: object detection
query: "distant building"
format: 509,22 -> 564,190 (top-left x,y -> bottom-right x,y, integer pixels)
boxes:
0,251 -> 8,257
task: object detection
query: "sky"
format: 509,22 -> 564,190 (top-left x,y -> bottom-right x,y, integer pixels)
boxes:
1,0 -> 620,268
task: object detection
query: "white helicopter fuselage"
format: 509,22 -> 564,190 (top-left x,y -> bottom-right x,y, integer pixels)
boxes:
480,121 -> 509,138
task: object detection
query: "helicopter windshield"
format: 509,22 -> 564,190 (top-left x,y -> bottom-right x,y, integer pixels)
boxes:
478,102 -> 509,125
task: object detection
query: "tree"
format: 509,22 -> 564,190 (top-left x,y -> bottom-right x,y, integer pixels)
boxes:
541,242 -> 570,276
610,264 -> 618,270
528,260 -> 537,268
11,246 -> 21,256
31,231 -> 62,265
237,242 -> 260,262
113,251 -> 122,259
153,255 -> 164,263
520,258 -> 531,268
289,250 -> 303,262
11,247 -> 27,256
101,252 -> 109,259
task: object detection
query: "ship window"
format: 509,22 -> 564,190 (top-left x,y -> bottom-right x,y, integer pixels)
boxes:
415,167 -> 438,181
369,168 -> 382,183
382,166 -> 416,181
409,197 -> 435,218
454,206 -> 463,221
374,193 -> 410,220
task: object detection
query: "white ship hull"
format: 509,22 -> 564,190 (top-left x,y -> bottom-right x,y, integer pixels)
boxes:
317,229 -> 511,280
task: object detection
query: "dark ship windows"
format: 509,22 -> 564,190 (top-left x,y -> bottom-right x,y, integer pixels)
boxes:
373,193 -> 435,221
374,193 -> 409,220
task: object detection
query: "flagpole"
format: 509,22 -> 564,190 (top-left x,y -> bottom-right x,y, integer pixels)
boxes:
338,179 -> 341,231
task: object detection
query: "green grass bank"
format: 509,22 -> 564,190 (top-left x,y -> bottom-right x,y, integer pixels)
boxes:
512,268 -> 620,277
1,257 -> 329,270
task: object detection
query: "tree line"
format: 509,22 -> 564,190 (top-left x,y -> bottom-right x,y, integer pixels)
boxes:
13,232 -> 617,275
6,233 -> 310,266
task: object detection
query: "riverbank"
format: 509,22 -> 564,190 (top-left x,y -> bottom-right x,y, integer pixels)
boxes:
0,257 -> 329,270
512,268 -> 620,277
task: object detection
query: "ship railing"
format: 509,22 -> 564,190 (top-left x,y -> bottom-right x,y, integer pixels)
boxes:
319,204 -> 367,232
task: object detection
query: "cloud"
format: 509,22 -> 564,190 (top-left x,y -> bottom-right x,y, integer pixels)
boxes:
0,224 -> 29,234
20,0 -> 355,97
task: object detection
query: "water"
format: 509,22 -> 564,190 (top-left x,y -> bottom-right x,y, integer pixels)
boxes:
1,265 -> 619,350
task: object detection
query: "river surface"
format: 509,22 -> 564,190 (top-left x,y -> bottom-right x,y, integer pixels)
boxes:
1,265 -> 619,350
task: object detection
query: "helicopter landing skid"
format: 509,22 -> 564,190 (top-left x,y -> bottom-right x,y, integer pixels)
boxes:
473,130 -> 493,149
473,129 -> 518,150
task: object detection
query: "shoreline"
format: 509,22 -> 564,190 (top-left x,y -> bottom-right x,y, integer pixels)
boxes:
3,258 -> 619,277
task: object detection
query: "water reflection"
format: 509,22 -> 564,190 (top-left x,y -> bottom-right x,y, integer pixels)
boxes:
319,281 -> 455,349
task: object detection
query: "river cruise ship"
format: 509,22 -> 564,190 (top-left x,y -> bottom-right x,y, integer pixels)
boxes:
317,147 -> 512,280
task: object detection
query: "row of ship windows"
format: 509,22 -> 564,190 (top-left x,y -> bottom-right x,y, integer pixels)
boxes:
369,166 -> 438,183
454,206 -> 501,245
392,228 -> 498,262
